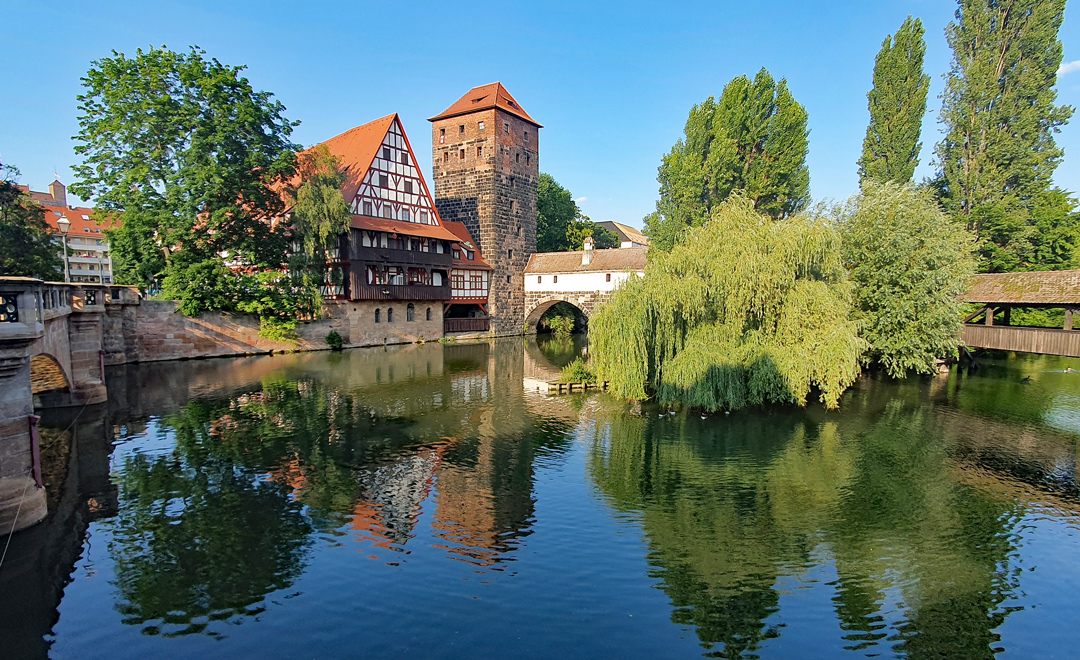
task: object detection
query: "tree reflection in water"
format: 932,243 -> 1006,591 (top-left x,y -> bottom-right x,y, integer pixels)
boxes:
587,392 -> 1032,659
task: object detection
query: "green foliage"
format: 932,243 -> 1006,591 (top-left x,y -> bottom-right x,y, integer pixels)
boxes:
537,172 -> 621,252
647,69 -> 810,251
259,316 -> 299,343
859,16 -> 930,185
438,336 -> 456,344
70,45 -> 298,296
325,330 -> 343,350
560,357 -> 597,384
936,0 -> 1074,272
546,315 -> 575,338
592,196 -> 863,411
840,182 -> 977,378
0,165 -> 63,280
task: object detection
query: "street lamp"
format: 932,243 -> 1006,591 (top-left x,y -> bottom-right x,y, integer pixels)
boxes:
57,215 -> 70,283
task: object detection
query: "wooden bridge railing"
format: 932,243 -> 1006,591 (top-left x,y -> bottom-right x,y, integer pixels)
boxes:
962,324 -> 1080,358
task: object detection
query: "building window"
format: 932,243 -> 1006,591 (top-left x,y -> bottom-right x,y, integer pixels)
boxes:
363,201 -> 373,216
375,309 -> 381,323
517,226 -> 522,237
459,124 -> 465,133
443,152 -> 449,163
407,303 -> 415,322
508,249 -> 513,259
478,121 -> 485,131
421,211 -> 430,224
537,276 -> 542,284
401,153 -> 409,165
510,200 -> 515,212
526,154 -> 530,165
426,307 -> 432,321
466,250 -> 474,260
553,276 -> 558,283
383,206 -> 393,219
440,128 -> 445,144
453,248 -> 461,259
516,153 -> 520,163
387,307 -> 394,323
524,130 -> 529,141
404,181 -> 413,194
606,273 -> 612,282
379,174 -> 388,187
382,147 -> 391,160
435,240 -> 444,253
504,123 -> 509,133
459,149 -> 465,160
402,209 -> 411,222
477,146 -> 483,157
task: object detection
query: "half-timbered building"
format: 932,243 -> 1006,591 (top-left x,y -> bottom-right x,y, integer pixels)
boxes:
307,113 -> 490,335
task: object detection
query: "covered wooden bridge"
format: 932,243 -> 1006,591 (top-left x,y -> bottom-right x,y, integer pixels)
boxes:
962,270 -> 1080,357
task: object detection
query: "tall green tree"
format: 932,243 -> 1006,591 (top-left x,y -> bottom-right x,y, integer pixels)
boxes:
0,164 -> 63,280
936,0 -> 1074,272
646,69 -> 810,251
858,16 -> 930,185
840,182 -> 976,378
537,172 -> 619,251
70,46 -> 299,298
592,196 -> 863,411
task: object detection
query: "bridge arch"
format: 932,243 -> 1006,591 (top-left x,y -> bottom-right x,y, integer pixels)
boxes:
524,295 -> 595,333
30,353 -> 71,394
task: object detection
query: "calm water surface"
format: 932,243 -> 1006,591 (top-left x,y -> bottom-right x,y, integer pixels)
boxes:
3,337 -> 1080,659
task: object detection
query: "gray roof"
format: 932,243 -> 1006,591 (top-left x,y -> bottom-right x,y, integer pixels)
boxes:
962,270 -> 1080,305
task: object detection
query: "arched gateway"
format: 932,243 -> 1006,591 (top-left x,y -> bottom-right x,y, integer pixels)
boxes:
522,241 -> 647,332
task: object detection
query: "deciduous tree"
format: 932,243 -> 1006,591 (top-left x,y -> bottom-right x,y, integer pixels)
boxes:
0,164 -> 63,280
537,172 -> 619,251
935,0 -> 1074,272
858,16 -> 930,185
646,69 -> 810,250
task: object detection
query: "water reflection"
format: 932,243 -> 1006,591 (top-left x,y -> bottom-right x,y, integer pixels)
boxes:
2,341 -> 1079,659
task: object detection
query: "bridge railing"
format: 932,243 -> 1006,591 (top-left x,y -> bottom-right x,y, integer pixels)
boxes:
962,324 -> 1080,358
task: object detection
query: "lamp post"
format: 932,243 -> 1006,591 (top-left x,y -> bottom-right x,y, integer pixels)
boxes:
57,215 -> 70,282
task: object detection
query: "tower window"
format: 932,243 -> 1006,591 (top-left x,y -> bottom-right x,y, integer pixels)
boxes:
517,226 -> 522,237
524,130 -> 529,141
526,154 -> 530,165
507,275 -> 512,283
508,249 -> 513,259
443,152 -> 450,163
516,153 -> 520,163
504,123 -> 509,133
382,147 -> 391,159
459,124 -> 465,133
440,128 -> 446,143
459,149 -> 465,160
510,200 -> 515,212
401,153 -> 409,165
478,121 -> 485,131
477,146 -> 483,157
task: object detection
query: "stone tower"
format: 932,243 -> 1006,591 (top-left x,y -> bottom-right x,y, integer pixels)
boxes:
430,83 -> 540,335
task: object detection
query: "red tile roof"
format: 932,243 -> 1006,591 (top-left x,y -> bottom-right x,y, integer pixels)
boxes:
306,114 -> 398,203
40,205 -> 120,234
524,247 -> 648,274
351,215 -> 462,243
429,82 -> 541,127
441,220 -> 491,269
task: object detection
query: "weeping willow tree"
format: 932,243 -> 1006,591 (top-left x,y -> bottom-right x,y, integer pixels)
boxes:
591,196 -> 864,411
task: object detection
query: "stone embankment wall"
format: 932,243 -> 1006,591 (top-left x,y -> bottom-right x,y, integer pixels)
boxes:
105,298 -> 445,364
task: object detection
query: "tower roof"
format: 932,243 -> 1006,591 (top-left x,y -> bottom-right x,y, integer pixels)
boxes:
429,82 -> 542,127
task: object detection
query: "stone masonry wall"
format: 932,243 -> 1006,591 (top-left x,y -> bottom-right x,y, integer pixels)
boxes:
523,290 -> 612,329
432,107 -> 538,335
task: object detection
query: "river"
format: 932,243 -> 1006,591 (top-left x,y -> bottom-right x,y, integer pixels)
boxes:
2,336 -> 1079,659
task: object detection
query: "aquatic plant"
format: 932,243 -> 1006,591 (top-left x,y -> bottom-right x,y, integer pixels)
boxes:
560,357 -> 596,384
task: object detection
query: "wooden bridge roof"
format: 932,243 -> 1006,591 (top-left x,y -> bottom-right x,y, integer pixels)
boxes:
524,247 -> 648,274
963,270 -> 1080,305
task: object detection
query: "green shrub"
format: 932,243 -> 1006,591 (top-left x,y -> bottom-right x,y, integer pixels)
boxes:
259,317 -> 298,343
547,315 -> 575,338
560,357 -> 597,384
325,330 -> 343,350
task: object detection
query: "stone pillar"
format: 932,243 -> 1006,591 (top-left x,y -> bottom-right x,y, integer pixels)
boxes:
65,286 -> 108,406
0,279 -> 48,534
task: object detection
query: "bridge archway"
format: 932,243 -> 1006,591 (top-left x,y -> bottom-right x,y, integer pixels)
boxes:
525,296 -> 592,333
30,354 -> 71,395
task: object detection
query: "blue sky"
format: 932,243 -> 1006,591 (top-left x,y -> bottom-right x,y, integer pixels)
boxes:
2,0 -> 1078,229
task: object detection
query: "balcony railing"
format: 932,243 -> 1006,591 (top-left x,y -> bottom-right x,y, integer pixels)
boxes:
444,317 -> 490,333
351,245 -> 452,268
351,283 -> 451,301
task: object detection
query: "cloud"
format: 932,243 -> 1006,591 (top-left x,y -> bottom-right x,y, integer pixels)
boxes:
1059,60 -> 1080,76
575,196 -> 588,203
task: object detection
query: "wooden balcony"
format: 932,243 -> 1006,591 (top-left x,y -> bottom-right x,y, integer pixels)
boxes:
351,282 -> 451,301
444,317 -> 490,333
350,245 -> 452,268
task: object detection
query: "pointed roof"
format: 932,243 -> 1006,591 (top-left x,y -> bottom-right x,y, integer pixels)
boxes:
441,220 -> 491,269
429,82 -> 541,127
309,113 -> 398,202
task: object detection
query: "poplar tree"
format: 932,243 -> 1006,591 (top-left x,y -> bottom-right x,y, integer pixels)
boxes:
646,69 -> 810,250
936,0 -> 1074,272
858,16 -> 930,185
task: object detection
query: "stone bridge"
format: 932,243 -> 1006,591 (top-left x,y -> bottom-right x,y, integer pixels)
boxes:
0,278 -> 139,534
523,290 -> 612,330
